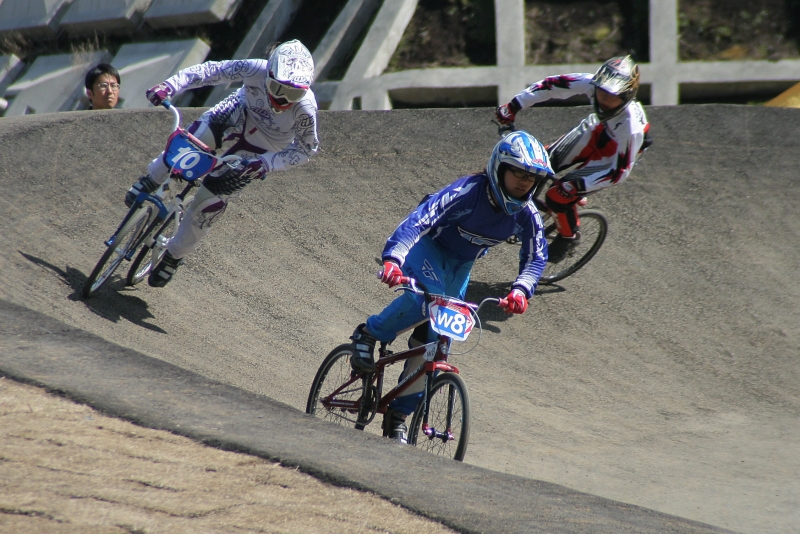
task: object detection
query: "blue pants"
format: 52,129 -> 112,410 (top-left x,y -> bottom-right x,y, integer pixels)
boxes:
366,236 -> 473,415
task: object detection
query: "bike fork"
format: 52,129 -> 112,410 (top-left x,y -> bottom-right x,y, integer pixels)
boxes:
420,371 -> 455,443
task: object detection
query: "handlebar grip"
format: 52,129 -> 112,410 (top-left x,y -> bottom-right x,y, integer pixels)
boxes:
376,269 -> 411,286
498,298 -> 509,309
161,100 -> 172,109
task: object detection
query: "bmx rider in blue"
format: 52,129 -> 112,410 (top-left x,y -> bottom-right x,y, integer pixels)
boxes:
349,130 -> 553,444
124,40 -> 319,287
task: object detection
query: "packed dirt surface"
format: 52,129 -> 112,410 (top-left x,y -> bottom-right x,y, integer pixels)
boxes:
1,104 -> 799,533
0,377 -> 455,533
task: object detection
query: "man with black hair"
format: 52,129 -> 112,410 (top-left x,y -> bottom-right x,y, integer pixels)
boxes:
85,63 -> 120,110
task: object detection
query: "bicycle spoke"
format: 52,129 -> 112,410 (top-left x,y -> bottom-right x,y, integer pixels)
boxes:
409,373 -> 470,461
307,345 -> 367,428
540,210 -> 607,283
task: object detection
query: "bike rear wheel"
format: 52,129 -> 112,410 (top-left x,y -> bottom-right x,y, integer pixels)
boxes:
408,372 -> 470,461
82,206 -> 152,298
126,211 -> 178,286
540,209 -> 607,284
306,344 -> 369,428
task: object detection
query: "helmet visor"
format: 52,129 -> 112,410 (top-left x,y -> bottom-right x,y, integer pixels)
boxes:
267,78 -> 307,104
508,166 -> 549,183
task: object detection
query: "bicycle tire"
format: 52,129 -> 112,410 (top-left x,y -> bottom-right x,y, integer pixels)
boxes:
82,206 -> 153,298
539,209 -> 607,284
126,212 -> 178,286
408,372 -> 471,461
306,344 -> 368,428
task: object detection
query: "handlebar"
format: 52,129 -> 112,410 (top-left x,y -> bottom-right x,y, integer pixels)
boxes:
377,269 -> 509,312
162,100 -> 180,132
160,99 -> 242,173
493,119 -> 516,138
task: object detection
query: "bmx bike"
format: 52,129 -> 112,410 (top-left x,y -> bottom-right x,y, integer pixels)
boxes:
306,276 -> 508,462
82,101 -> 241,298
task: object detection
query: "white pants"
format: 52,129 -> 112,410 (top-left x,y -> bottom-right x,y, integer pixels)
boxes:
146,115 -> 234,260
164,185 -> 230,259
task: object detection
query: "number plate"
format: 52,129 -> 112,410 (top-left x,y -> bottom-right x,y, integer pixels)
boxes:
428,296 -> 475,342
163,131 -> 219,180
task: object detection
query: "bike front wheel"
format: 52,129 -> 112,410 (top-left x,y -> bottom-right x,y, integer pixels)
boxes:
82,206 -> 153,298
540,209 -> 608,284
408,372 -> 470,461
306,344 -> 369,429
126,211 -> 178,286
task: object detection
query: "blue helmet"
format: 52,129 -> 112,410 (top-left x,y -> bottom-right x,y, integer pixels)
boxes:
487,130 -> 554,215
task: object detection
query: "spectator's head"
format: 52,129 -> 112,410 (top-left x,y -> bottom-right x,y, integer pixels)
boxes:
85,63 -> 121,110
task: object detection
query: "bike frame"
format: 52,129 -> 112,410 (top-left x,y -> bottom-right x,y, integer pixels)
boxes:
322,334 -> 454,427
320,280 -> 501,440
104,102 -> 238,260
82,100 -> 246,298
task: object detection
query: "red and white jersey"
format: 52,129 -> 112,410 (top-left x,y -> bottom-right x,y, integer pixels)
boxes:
513,73 -> 650,193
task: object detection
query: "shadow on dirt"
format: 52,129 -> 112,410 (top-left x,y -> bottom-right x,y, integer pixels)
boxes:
18,251 -> 166,334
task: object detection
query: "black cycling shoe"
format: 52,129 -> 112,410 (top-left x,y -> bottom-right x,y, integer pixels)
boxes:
382,409 -> 408,444
148,251 -> 183,288
547,233 -> 581,263
349,324 -> 377,372
125,174 -> 159,208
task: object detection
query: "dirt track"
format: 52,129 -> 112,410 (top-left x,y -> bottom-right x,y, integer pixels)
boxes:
1,104 -> 799,533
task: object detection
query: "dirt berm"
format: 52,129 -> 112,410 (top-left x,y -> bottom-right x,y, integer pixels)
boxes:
0,104 -> 798,533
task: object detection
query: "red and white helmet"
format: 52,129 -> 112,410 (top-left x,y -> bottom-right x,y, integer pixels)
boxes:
266,40 -> 314,113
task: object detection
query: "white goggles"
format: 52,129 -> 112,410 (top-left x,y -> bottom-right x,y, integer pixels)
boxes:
267,78 -> 307,104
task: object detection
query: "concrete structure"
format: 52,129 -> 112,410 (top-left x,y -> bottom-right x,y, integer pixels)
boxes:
3,51 -> 111,116
311,0 -> 381,83
0,55 -> 25,112
202,0 -> 304,107
2,0 -> 800,115
110,39 -> 211,109
60,0 -> 155,35
0,0 -> 73,38
143,0 -> 242,28
315,0 -> 800,110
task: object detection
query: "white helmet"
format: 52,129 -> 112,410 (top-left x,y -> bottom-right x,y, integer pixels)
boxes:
266,40 -> 314,113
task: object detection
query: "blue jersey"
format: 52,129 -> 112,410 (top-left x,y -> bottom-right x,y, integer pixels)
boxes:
382,173 -> 547,297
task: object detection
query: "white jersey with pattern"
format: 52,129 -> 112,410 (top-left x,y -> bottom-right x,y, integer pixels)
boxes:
165,59 -> 319,172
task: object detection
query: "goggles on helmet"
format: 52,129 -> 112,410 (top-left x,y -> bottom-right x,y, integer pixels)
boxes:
508,166 -> 550,183
267,78 -> 307,105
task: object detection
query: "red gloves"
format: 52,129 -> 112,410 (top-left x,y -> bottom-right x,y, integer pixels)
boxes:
503,288 -> 528,315
495,104 -> 516,125
145,81 -> 176,106
240,158 -> 268,181
379,261 -> 404,288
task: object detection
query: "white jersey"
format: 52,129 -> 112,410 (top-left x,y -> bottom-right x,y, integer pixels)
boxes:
513,73 -> 650,193
164,59 -> 319,172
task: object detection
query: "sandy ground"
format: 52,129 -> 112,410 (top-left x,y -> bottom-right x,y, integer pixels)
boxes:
0,377 -> 455,533
0,105 -> 798,533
